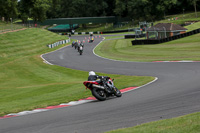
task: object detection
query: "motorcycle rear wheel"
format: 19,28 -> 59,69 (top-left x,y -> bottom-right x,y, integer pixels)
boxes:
92,88 -> 106,101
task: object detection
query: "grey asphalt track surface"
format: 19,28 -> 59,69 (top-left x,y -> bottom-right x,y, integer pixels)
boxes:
0,35 -> 200,133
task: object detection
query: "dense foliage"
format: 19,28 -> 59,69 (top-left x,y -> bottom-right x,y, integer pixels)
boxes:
0,0 -> 199,23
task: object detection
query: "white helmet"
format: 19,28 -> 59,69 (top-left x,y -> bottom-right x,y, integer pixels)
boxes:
89,71 -> 96,76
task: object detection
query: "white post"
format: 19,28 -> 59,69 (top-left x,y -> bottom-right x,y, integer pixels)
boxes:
163,27 -> 167,38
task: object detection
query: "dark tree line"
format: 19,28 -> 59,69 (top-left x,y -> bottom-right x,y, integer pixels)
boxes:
0,0 -> 199,23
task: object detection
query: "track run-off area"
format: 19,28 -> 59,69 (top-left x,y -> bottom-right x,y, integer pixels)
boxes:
0,35 -> 200,133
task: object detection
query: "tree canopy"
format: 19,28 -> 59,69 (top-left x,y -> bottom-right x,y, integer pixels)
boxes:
0,0 -> 18,22
0,0 -> 199,23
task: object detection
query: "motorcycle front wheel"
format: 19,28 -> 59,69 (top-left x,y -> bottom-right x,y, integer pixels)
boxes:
114,87 -> 122,97
92,88 -> 106,101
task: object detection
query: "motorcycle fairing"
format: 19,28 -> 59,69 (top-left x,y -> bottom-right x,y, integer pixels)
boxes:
83,81 -> 99,90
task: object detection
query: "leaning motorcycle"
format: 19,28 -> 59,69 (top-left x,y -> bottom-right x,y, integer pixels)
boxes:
83,77 -> 122,101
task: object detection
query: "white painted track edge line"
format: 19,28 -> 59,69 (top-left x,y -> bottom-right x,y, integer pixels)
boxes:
122,77 -> 158,94
40,44 -> 71,65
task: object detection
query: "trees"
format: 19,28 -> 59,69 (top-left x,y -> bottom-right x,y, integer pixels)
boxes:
1,0 -> 199,24
114,0 -> 128,17
87,0 -> 108,17
188,0 -> 200,17
155,0 -> 178,18
46,0 -> 61,18
57,0 -> 108,18
18,0 -> 32,23
104,0 -> 116,16
31,0 -> 51,23
114,0 -> 178,22
0,0 -> 18,22
18,0 -> 51,23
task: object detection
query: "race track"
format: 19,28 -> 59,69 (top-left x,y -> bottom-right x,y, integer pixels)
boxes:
0,35 -> 200,133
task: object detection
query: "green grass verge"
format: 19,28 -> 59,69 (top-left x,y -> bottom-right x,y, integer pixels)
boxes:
94,33 -> 200,62
185,21 -> 200,32
106,112 -> 200,133
96,15 -> 200,62
0,28 -> 154,116
104,35 -> 124,40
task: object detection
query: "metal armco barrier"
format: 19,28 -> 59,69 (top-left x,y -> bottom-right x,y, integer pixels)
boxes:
132,28 -> 200,45
47,39 -> 71,48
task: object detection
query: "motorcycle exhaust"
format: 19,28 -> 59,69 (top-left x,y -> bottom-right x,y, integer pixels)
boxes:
92,84 -> 105,90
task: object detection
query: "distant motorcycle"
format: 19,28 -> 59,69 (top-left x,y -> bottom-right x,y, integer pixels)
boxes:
72,41 -> 75,47
83,77 -> 122,101
89,38 -> 94,43
74,42 -> 78,49
78,42 -> 84,54
79,46 -> 83,55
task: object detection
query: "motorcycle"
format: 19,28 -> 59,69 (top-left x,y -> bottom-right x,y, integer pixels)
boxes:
89,39 -> 94,43
83,77 -> 122,101
72,41 -> 75,47
74,42 -> 78,49
89,37 -> 94,43
79,46 -> 83,55
78,43 -> 84,54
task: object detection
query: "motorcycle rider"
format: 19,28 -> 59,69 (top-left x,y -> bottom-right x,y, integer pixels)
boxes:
88,71 -> 112,92
72,41 -> 75,47
74,41 -> 78,49
88,71 -> 99,81
78,41 -> 84,52
80,41 -> 84,47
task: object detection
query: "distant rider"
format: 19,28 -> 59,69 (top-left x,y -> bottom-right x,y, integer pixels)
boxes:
74,41 -> 78,49
78,41 -> 84,52
80,41 -> 84,47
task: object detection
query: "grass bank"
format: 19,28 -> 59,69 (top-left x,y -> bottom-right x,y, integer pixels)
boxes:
185,21 -> 200,31
156,12 -> 200,25
95,32 -> 200,62
96,20 -> 200,62
106,112 -> 200,133
0,28 -> 154,116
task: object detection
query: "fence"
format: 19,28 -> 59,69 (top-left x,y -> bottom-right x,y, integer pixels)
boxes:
47,39 -> 71,48
131,28 -> 200,45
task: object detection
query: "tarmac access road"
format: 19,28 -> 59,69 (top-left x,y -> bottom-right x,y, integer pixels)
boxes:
0,35 -> 200,133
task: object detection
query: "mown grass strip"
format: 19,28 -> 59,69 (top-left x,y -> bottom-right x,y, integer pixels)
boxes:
106,112 -> 200,133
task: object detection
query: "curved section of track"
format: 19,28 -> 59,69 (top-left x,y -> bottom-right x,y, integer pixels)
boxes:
0,35 -> 200,133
